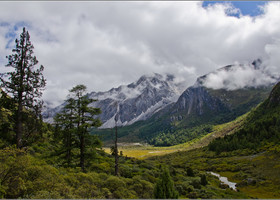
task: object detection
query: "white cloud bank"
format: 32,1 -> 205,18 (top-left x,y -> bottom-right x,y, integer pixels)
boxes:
201,62 -> 278,90
0,1 -> 280,107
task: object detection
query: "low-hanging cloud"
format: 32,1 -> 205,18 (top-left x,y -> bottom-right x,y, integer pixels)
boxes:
0,1 -> 280,107
201,63 -> 278,90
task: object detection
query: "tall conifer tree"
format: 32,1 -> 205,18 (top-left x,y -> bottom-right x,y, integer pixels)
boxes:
54,84 -> 102,171
0,27 -> 46,148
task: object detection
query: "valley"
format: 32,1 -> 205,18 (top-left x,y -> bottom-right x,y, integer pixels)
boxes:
1,43 -> 280,198
103,112 -> 247,159
1,73 -> 280,198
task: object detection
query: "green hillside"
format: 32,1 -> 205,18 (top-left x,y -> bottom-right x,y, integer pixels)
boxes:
209,82 -> 280,153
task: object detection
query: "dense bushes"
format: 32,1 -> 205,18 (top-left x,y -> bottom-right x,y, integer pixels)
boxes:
149,125 -> 213,146
0,147 -> 156,199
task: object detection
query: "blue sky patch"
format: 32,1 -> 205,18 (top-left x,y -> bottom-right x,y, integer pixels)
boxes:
202,1 -> 267,17
4,22 -> 29,49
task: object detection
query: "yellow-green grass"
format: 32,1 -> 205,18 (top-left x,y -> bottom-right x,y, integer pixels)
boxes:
239,184 -> 280,199
103,113 -> 247,159
103,145 -> 180,159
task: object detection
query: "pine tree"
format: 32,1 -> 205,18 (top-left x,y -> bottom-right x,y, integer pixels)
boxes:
0,27 -> 46,148
154,167 -> 178,199
54,84 -> 102,171
54,97 -> 77,167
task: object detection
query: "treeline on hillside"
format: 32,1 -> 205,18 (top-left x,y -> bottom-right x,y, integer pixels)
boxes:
209,83 -> 280,154
149,125 -> 213,146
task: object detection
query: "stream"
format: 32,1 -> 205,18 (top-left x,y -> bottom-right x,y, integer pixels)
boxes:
208,172 -> 237,191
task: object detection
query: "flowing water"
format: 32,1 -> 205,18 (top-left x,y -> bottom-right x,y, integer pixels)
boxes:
209,172 -> 237,191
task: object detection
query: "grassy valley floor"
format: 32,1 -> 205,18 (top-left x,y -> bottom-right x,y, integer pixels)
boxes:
103,113 -> 247,159
104,113 -> 280,199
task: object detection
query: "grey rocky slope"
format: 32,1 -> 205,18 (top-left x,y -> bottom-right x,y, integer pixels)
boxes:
172,60 -> 279,119
42,73 -> 184,128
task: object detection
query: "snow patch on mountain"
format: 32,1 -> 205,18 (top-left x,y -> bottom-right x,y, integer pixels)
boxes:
43,73 -> 183,129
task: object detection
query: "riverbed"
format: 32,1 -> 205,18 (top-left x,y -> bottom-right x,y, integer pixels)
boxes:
208,172 -> 237,191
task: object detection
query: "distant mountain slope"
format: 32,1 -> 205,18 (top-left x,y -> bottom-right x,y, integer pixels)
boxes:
43,73 -> 184,128
209,81 -> 280,153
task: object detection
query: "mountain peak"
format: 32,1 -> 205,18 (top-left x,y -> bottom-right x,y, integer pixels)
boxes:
43,73 -> 182,128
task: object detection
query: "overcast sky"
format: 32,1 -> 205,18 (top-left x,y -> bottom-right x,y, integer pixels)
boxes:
1,1 -> 280,107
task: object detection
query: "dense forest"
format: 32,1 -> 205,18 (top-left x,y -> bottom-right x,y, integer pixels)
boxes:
208,82 -> 280,154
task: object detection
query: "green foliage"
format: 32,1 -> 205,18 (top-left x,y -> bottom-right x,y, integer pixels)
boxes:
0,89 -> 46,148
54,84 -> 102,171
149,125 -> 213,146
201,174 -> 208,186
154,167 -> 178,199
0,91 -> 15,147
209,83 -> 280,154
0,27 -> 46,148
187,167 -> 195,177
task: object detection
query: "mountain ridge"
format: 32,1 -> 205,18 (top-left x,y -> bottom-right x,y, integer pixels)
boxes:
42,73 -> 184,128
43,59 -> 279,134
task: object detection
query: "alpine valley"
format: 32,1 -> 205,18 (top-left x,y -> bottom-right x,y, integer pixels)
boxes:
43,60 -> 279,146
2,57 -> 280,199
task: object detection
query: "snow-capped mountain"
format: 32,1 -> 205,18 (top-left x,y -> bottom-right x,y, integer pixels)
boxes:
42,73 -> 184,128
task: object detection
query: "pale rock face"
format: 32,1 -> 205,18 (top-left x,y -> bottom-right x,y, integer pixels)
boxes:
173,86 -> 229,116
43,73 -> 183,128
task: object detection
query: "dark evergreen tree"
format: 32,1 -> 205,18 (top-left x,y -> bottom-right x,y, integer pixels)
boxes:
53,97 -> 77,167
0,90 -> 16,146
201,174 -> 208,186
154,167 -> 178,199
187,167 -> 195,177
0,27 -> 46,148
54,84 -> 102,171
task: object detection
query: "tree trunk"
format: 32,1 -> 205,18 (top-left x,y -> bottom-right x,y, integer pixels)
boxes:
16,96 -> 23,148
80,131 -> 85,172
115,124 -> 119,176
66,130 -> 71,167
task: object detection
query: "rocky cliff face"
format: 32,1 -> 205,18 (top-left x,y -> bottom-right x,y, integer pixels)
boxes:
43,73 -> 183,128
173,86 -> 229,116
